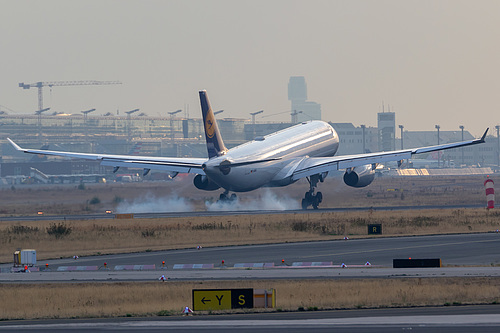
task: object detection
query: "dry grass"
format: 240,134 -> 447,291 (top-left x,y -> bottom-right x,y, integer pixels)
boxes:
0,176 -> 497,320
0,277 -> 498,320
1,208 -> 499,263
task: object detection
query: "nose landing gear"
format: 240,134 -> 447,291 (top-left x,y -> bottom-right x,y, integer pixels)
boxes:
301,174 -> 324,210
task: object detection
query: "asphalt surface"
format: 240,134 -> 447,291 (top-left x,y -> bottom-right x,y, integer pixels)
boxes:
1,233 -> 499,282
1,305 -> 500,332
1,231 -> 500,332
0,203 -> 486,221
31,232 -> 500,267
3,266 -> 500,283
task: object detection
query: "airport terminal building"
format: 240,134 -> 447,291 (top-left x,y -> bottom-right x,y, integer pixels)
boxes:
0,111 -> 497,183
0,76 -> 497,182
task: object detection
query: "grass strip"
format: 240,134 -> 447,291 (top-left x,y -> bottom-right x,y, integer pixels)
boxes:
1,277 -> 499,320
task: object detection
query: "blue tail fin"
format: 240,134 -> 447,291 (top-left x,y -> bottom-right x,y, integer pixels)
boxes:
199,90 -> 227,158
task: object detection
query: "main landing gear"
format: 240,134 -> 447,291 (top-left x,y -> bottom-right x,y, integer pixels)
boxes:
301,174 -> 324,210
218,189 -> 237,203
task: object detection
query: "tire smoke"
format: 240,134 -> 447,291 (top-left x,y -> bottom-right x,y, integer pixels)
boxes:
205,189 -> 299,211
116,193 -> 194,213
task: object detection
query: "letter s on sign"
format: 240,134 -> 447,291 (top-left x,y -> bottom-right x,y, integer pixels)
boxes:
239,294 -> 245,305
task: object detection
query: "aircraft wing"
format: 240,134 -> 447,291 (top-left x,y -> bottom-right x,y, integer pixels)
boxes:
7,138 -> 207,175
290,128 -> 489,181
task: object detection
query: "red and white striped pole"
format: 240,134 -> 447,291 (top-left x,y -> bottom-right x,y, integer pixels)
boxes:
484,177 -> 494,209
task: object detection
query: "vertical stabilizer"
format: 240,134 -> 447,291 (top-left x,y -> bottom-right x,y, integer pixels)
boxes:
199,90 -> 227,158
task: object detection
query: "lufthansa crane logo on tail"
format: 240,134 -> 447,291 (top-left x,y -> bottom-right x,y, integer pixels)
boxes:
205,112 -> 216,138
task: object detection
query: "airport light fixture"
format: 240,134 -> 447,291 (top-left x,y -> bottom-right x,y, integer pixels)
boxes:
81,108 -> 96,121
435,125 -> 440,167
398,125 -> 404,150
168,109 -> 182,117
168,109 -> 182,141
250,110 -> 264,137
35,107 -> 51,136
496,125 -> 500,167
34,107 -> 50,115
290,110 -> 302,124
250,110 -> 264,124
125,109 -> 140,140
81,108 -> 96,115
125,108 -> 140,117
360,125 -> 366,153
82,108 -> 96,139
459,125 -> 465,166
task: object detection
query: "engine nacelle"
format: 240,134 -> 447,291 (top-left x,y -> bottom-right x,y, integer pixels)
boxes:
343,165 -> 376,188
193,174 -> 221,191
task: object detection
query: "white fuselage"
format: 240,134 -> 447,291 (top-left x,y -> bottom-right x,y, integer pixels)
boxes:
203,121 -> 339,192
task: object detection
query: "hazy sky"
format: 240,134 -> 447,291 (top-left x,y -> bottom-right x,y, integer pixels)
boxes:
1,0 -> 499,136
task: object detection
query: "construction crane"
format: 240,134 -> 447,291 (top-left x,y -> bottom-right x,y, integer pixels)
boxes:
18,80 -> 122,111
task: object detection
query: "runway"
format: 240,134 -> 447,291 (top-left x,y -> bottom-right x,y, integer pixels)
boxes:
1,233 -> 499,282
1,231 -> 499,332
1,305 -> 500,332
0,203 -> 485,222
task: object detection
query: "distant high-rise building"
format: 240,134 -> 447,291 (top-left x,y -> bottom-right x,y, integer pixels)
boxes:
288,76 -> 307,102
377,111 -> 395,151
288,76 -> 321,123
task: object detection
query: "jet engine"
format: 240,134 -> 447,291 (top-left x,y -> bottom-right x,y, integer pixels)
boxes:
343,164 -> 376,188
193,174 -> 221,191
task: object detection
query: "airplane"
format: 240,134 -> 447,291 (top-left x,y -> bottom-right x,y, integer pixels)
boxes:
8,90 -> 489,209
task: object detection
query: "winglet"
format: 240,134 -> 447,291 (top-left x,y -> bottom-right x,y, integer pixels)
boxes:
480,128 -> 489,143
7,138 -> 24,152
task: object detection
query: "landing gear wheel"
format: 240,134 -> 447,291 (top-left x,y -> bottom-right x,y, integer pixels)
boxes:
316,191 -> 323,203
218,191 -> 237,203
302,174 -> 325,210
312,196 -> 319,210
301,198 -> 308,210
311,192 -> 323,209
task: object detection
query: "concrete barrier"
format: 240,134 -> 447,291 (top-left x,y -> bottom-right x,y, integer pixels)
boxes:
292,262 -> 333,267
10,266 -> 40,272
113,265 -> 155,271
57,266 -> 99,271
173,264 -> 214,269
233,263 -> 274,268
